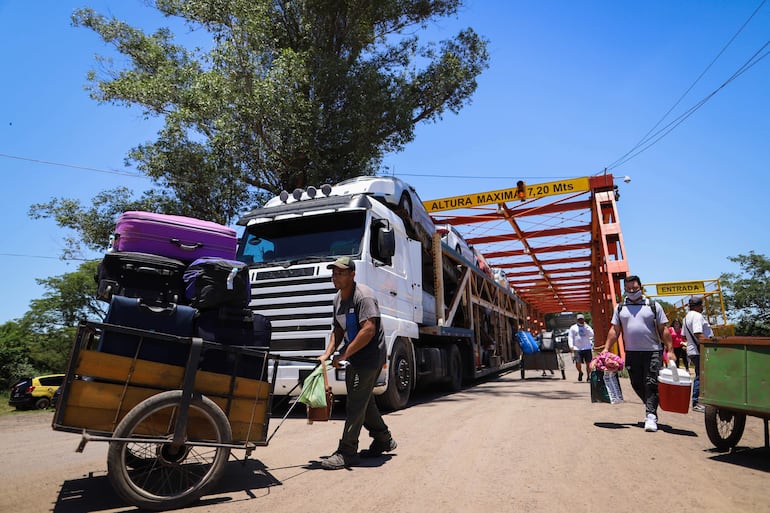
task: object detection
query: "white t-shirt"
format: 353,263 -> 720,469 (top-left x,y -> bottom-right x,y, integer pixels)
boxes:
611,298 -> 668,351
568,322 -> 594,351
683,310 -> 713,356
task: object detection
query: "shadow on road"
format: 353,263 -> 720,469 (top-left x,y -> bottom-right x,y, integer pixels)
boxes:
708,445 -> 770,473
52,459 -> 282,513
594,421 -> 698,437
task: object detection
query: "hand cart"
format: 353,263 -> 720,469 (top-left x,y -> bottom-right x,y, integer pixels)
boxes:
52,321 -> 316,511
520,350 -> 566,380
700,336 -> 770,451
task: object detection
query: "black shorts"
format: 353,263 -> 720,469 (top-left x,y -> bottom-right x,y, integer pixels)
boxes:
575,349 -> 593,364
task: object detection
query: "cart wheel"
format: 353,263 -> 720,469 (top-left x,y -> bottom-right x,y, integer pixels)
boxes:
107,390 -> 232,511
704,405 -> 746,452
561,369 -> 566,380
520,366 -> 525,380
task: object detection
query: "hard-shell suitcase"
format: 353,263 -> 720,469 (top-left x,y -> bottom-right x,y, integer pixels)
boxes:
113,211 -> 237,262
183,257 -> 251,309
98,296 -> 196,366
196,307 -> 271,379
95,251 -> 187,304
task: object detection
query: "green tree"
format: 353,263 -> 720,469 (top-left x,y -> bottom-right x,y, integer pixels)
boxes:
32,0 -> 488,257
0,261 -> 104,386
720,252 -> 770,336
0,320 -> 38,389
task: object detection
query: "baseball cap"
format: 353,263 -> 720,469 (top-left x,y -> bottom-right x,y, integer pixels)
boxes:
327,256 -> 355,271
688,295 -> 703,307
576,314 -> 585,320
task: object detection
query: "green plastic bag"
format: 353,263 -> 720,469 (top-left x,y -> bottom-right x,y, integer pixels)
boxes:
298,363 -> 331,408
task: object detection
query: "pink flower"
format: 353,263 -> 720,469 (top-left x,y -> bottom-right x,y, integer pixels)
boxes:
590,351 -> 625,372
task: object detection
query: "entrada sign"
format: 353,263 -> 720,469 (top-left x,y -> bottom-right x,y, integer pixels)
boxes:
655,281 -> 706,296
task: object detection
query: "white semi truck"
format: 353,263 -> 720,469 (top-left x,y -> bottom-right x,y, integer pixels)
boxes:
236,177 -> 527,410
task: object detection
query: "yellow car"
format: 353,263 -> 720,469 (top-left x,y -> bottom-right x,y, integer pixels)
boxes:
8,374 -> 65,410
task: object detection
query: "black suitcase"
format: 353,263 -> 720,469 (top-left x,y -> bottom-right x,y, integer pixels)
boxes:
98,296 -> 195,367
196,307 -> 271,379
183,257 -> 251,309
96,251 -> 187,304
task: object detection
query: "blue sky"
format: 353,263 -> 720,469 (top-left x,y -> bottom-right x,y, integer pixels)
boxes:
1,1 -> 768,324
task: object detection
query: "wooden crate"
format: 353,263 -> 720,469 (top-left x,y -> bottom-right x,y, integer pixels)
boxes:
57,349 -> 271,443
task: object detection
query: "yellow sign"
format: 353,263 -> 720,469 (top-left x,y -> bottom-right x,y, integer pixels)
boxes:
655,281 -> 706,296
423,177 -> 591,213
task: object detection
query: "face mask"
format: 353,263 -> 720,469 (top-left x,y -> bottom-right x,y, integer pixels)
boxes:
626,289 -> 643,301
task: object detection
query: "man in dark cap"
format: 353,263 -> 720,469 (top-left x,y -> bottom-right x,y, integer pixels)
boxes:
317,256 -> 396,469
682,295 -> 714,412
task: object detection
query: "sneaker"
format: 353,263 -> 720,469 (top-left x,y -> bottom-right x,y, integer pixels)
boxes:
692,403 -> 706,413
578,371 -> 583,382
644,413 -> 658,432
320,451 -> 358,470
360,438 -> 397,458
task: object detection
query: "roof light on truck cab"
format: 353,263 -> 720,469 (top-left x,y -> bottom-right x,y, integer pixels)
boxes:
277,184 -> 334,204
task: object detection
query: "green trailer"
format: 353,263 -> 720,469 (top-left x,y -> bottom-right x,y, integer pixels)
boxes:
700,336 -> 770,451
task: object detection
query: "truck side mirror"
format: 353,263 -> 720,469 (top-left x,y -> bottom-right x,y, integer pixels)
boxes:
378,226 -> 395,259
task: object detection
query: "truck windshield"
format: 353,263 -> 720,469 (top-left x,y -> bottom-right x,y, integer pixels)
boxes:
237,211 -> 366,265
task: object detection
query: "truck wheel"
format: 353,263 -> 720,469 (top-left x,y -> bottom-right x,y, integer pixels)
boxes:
704,405 -> 746,451
446,345 -> 463,392
376,338 -> 413,411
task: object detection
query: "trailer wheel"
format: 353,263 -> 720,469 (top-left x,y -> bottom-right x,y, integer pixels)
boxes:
446,345 -> 463,392
704,405 -> 746,451
377,338 -> 413,411
107,390 -> 232,511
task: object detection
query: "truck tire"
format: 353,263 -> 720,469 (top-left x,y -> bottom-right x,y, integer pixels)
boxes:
446,344 -> 463,392
376,338 -> 413,411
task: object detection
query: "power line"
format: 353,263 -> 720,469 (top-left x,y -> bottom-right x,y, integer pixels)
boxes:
607,0 -> 769,171
0,253 -> 91,261
0,152 -> 144,178
609,41 -> 770,170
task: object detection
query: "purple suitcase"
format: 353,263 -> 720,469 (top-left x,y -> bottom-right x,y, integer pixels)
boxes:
114,211 -> 237,262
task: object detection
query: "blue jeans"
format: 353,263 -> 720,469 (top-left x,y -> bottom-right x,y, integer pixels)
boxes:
625,351 -> 661,417
689,354 -> 700,405
338,364 -> 391,455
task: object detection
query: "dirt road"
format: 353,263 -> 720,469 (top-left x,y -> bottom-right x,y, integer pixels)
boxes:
1,366 -> 768,513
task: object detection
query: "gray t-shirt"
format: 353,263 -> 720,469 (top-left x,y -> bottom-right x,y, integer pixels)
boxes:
332,282 -> 386,369
611,298 -> 668,351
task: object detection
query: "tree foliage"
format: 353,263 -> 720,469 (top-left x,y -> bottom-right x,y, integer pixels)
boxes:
720,252 -> 770,336
0,261 -> 104,387
31,0 -> 488,257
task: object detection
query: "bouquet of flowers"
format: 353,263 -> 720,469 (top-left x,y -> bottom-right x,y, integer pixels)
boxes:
589,351 -> 624,404
590,351 -> 625,372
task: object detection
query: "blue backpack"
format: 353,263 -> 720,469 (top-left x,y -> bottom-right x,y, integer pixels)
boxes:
516,331 -> 540,354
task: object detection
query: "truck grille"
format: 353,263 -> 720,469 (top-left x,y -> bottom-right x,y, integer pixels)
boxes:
250,269 -> 335,353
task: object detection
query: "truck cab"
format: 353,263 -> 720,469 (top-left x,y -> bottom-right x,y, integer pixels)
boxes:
238,190 -> 432,408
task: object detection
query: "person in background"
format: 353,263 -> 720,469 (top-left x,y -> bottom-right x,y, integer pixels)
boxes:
668,319 -> 688,370
318,256 -> 397,470
601,275 -> 673,433
568,314 -> 594,382
682,296 -> 714,413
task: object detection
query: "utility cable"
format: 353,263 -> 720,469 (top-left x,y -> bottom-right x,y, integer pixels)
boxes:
609,41 -> 770,169
609,0 -> 767,170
